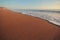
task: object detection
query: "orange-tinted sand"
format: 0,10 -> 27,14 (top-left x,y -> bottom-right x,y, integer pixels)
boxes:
0,7 -> 60,40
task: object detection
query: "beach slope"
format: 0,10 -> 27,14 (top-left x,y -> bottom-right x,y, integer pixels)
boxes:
0,7 -> 60,40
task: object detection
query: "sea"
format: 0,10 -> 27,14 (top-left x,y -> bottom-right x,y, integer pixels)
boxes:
11,9 -> 60,26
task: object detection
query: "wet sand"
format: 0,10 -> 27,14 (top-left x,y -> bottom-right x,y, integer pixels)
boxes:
0,7 -> 60,40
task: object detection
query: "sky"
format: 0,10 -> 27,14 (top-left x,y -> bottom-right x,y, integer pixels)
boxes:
0,0 -> 60,9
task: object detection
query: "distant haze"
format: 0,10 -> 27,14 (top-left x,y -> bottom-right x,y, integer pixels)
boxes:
0,0 -> 60,9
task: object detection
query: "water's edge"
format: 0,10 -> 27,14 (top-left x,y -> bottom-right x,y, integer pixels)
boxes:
11,9 -> 60,26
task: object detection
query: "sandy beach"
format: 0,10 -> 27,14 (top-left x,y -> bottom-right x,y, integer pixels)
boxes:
0,7 -> 60,40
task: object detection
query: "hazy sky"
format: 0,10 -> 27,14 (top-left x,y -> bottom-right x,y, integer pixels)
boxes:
0,0 -> 60,9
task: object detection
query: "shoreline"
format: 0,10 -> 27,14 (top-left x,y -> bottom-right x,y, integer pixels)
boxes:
11,9 -> 60,27
19,13 -> 60,28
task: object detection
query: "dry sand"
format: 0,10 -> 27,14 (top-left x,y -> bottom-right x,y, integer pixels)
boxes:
0,7 -> 60,40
